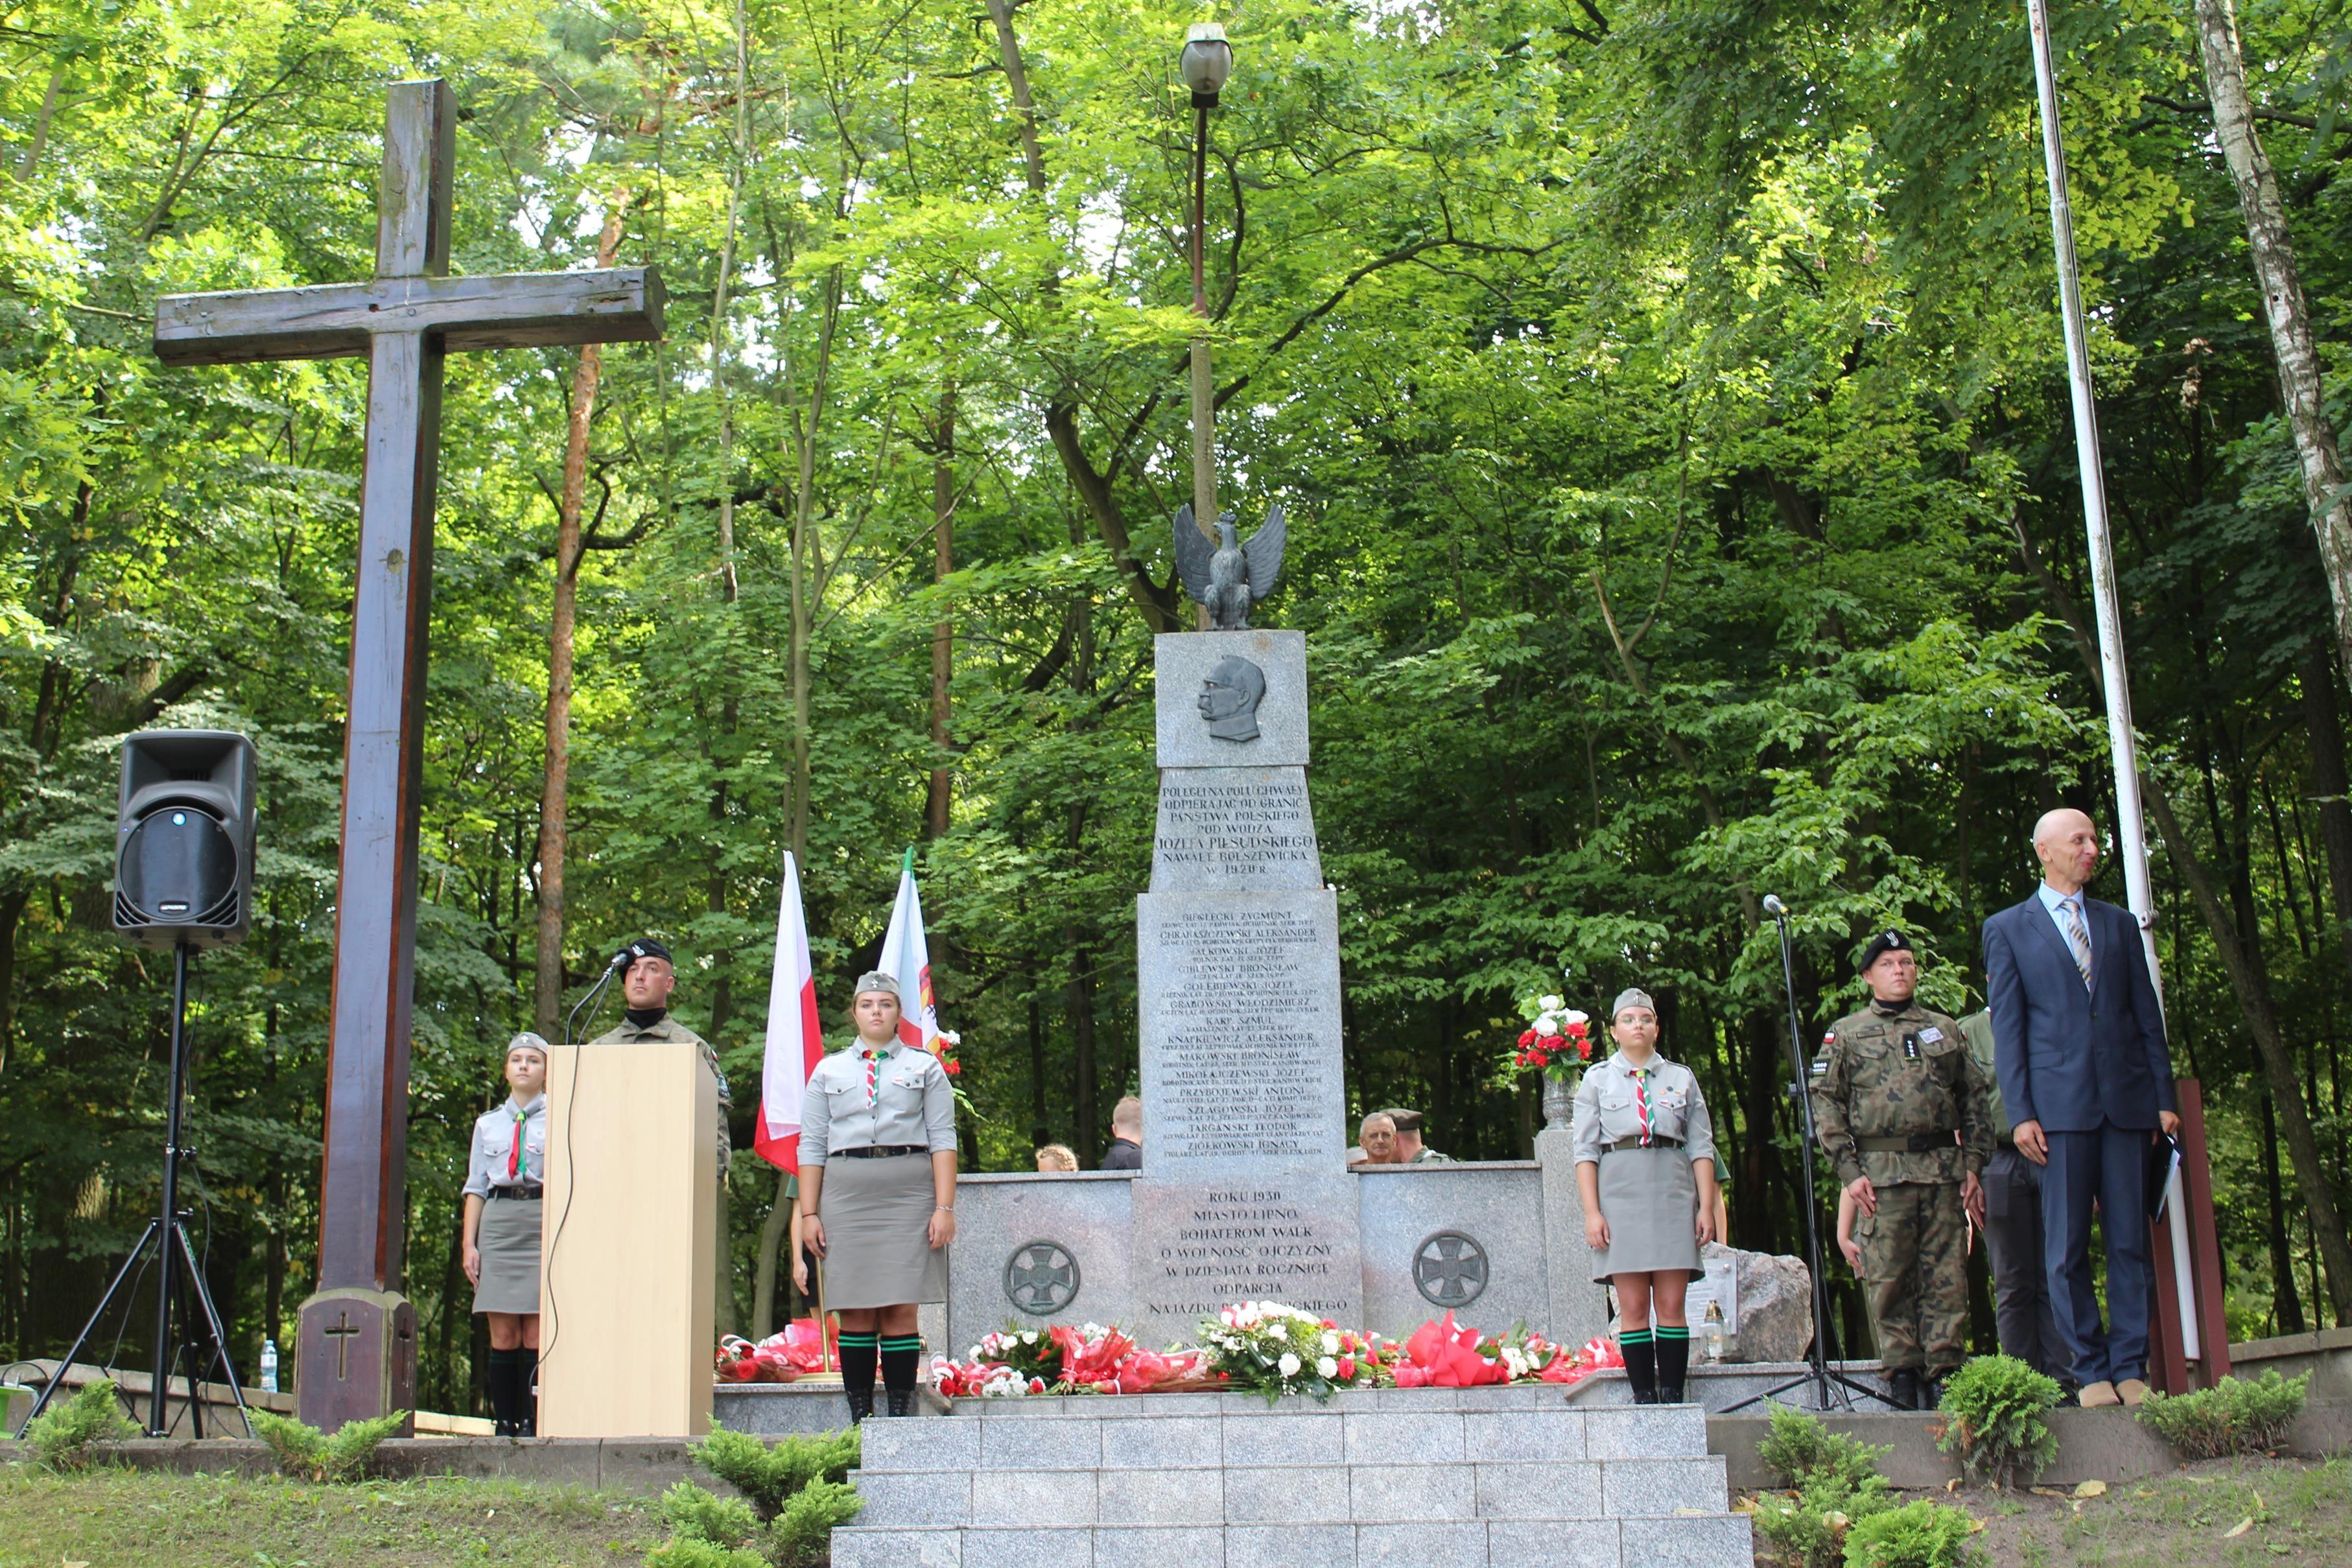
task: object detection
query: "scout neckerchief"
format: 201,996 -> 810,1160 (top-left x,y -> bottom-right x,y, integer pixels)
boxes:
506,1099 -> 528,1179
862,1041 -> 893,1110
1631,1064 -> 1653,1145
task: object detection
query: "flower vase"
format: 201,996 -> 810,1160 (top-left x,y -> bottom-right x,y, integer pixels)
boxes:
1541,1072 -> 1575,1132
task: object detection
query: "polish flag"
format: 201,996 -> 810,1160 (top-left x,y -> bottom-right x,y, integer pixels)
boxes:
878,847 -> 940,1053
753,852 -> 828,1171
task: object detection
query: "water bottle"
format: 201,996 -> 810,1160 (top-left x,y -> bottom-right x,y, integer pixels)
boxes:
1702,1301 -> 1726,1363
259,1338 -> 279,1393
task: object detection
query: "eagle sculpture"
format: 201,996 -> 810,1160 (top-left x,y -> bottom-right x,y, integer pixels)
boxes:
1172,502 -> 1286,630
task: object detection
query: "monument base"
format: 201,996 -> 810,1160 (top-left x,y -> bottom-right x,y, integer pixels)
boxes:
295,1287 -> 417,1435
1130,1173 -> 1364,1346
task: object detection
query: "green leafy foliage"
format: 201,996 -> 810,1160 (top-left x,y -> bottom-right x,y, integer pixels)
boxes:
1935,1355 -> 2060,1490
2135,1370 -> 2312,1459
1753,1475 -> 1901,1568
688,1427 -> 858,1521
1758,1404 -> 1892,1492
1842,1499 -> 1984,1568
766,1480 -> 862,1566
247,1409 -> 408,1482
23,1379 -> 136,1472
653,1428 -> 860,1566
658,1480 -> 764,1550
643,1539 -> 770,1568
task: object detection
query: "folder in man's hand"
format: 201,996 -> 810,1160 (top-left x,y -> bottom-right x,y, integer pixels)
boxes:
2145,1131 -> 2180,1220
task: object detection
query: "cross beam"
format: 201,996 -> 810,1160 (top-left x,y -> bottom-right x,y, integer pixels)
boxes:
152,78 -> 662,1431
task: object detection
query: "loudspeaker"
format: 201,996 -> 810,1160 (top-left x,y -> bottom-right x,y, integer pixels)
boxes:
115,729 -> 258,949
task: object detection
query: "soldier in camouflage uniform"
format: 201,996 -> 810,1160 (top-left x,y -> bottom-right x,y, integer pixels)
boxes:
590,937 -> 732,1175
1811,930 -> 1991,1410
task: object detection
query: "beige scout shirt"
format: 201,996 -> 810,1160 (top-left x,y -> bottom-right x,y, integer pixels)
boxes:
797,1039 -> 959,1167
590,1012 -> 731,1173
1571,1052 -> 1717,1167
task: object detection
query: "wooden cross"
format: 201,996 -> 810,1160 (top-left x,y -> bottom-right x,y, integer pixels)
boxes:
155,79 -> 662,1427
322,1309 -> 361,1379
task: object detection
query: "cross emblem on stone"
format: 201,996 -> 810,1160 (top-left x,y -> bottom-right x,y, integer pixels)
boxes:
1413,1231 -> 1489,1308
322,1310 -> 362,1380
1004,1242 -> 1080,1314
154,80 -> 661,1429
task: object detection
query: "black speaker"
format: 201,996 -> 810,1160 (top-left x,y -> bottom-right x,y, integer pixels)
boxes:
114,729 -> 257,949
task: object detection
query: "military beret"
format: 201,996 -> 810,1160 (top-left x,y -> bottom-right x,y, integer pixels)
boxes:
1612,988 -> 1655,1018
853,970 -> 900,998
616,937 -> 672,970
1858,929 -> 1913,974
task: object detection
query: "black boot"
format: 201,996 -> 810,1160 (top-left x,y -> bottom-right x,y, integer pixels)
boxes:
1619,1329 -> 1658,1404
839,1332 -> 880,1425
880,1335 -> 923,1418
1888,1368 -> 1920,1412
486,1346 -> 519,1436
886,1389 -> 915,1418
517,1348 -> 539,1436
1654,1325 -> 1691,1404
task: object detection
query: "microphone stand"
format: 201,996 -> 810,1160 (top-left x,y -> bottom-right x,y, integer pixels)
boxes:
1724,904 -> 1886,1412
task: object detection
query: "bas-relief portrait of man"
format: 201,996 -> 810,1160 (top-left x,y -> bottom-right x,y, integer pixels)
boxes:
1197,655 -> 1267,743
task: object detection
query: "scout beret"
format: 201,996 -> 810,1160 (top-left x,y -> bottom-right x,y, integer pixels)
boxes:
853,970 -> 900,998
1612,988 -> 1655,1018
1859,929 -> 1913,974
616,937 -> 672,970
506,1031 -> 550,1059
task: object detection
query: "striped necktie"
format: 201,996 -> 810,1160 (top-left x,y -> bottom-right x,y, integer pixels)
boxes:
863,1046 -> 888,1110
1632,1067 -> 1652,1145
507,1105 -> 525,1179
2058,896 -> 2094,992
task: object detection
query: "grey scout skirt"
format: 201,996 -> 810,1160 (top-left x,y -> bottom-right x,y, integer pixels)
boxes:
472,1193 -> 541,1315
817,1152 -> 948,1310
1592,1145 -> 1703,1282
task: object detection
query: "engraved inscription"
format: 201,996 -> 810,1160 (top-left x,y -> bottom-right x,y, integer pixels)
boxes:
1135,1180 -> 1361,1329
1149,906 -> 1335,1162
1153,769 -> 1321,889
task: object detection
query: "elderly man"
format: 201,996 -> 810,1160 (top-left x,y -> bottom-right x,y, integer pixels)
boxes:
1350,1112 -> 1398,1165
1982,809 -> 2178,1409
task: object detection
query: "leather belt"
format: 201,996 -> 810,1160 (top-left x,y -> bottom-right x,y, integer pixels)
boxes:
1602,1136 -> 1684,1153
839,1144 -> 927,1159
1857,1131 -> 1960,1153
489,1186 -> 543,1201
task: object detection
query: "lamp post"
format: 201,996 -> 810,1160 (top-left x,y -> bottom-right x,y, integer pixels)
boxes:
1180,23 -> 1232,574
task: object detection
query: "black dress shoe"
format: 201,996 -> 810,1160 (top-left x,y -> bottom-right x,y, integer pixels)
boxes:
1658,1384 -> 1686,1405
1888,1368 -> 1921,1411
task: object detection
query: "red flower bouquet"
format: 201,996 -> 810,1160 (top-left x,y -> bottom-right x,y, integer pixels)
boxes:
1498,993 -> 1593,1088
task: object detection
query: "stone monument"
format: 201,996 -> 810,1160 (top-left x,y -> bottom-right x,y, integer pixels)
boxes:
1130,628 -> 1364,1342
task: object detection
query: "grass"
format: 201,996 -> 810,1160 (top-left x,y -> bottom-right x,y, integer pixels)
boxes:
0,1466 -> 664,1568
1773,1455 -> 2352,1568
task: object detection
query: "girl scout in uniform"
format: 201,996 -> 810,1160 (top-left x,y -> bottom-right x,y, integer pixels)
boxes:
798,972 -> 959,1422
1572,989 -> 1721,1404
462,1031 -> 550,1436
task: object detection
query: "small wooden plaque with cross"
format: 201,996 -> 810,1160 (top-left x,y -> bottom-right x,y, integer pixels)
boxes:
154,78 -> 663,1431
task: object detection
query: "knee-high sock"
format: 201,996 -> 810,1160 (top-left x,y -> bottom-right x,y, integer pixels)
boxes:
1618,1326 -> 1656,1400
1654,1323 -> 1690,1396
485,1346 -> 519,1429
880,1335 -> 923,1394
517,1348 -> 539,1431
838,1332 -> 880,1398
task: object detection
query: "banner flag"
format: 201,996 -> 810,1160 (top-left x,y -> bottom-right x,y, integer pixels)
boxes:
753,851 -> 828,1171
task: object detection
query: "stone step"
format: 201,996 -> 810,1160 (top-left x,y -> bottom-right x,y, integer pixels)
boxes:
850,1455 -> 1730,1528
854,1402 -> 1708,1473
830,1515 -> 1756,1568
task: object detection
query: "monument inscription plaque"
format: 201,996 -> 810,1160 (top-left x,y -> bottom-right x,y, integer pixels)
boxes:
1151,767 -> 1322,891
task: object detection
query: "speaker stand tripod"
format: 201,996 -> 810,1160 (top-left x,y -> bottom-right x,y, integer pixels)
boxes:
17,942 -> 251,1438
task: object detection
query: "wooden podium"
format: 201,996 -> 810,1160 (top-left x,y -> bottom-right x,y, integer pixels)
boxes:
539,1040 -> 718,1437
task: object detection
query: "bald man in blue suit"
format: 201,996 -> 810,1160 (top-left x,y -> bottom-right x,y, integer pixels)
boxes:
1981,808 -> 2179,1409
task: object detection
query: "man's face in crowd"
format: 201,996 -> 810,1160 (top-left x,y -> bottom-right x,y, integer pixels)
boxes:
624,955 -> 676,1011
1864,949 -> 1919,1006
2034,808 -> 2101,891
1359,1116 -> 1396,1162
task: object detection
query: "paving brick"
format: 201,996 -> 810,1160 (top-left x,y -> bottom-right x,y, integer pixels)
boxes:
1219,1413 -> 1345,1468
1226,1525 -> 1356,1568
969,1469 -> 1098,1529
830,1526 -> 964,1568
1100,1414 -> 1220,1469
1097,1468 -> 1226,1527
1601,1457 -> 1728,1517
854,1471 -> 972,1528
1223,1464 -> 1349,1523
1360,1520 -> 1483,1568
980,1417 -> 1103,1469
961,1528 -> 1094,1568
1487,1519 -> 1621,1568
1342,1410 -> 1465,1465
1619,1514 -> 1754,1568
1463,1408 -> 1584,1462
1472,1460 -> 1604,1519
1348,1462 -> 1474,1522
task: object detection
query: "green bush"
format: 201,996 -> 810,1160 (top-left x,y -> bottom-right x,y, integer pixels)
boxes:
23,1379 -> 137,1472
1843,1499 -> 1983,1568
659,1480 -> 764,1550
643,1540 -> 769,1568
1752,1476 -> 1900,1568
248,1409 -> 407,1482
768,1480 -> 862,1567
1758,1404 -> 1890,1492
1935,1355 -> 2058,1489
689,1426 -> 859,1521
2135,1370 -> 2310,1460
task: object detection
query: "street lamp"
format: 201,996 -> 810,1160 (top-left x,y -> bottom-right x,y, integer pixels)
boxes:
1182,23 -> 1231,591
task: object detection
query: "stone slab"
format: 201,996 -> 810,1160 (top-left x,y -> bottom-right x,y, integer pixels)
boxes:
1151,766 -> 1323,892
831,1527 -> 965,1568
943,1171 -> 1137,1354
1155,630 -> 1309,769
713,1381 -> 941,1436
1136,888 -> 1347,1174
961,1527 -> 1093,1568
1362,1519 -> 1484,1568
1357,1162 -> 1546,1337
1131,1173 -> 1365,1344
1538,1127 -> 1610,1352
1486,1519 -> 1622,1568
1619,1514 -> 1754,1568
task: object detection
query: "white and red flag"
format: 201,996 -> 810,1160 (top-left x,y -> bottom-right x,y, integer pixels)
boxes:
753,851 -> 829,1172
877,847 -> 941,1053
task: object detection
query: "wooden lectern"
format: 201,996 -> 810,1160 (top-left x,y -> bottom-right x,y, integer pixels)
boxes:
539,1041 -> 718,1437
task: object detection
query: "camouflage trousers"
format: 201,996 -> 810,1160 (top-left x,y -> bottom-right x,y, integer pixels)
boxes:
1858,1180 -> 1968,1374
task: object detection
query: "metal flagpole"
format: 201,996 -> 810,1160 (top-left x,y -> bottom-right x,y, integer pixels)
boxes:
2023,0 -> 2162,983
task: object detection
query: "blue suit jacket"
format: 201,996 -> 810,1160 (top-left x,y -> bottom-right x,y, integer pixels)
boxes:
1982,891 -> 2175,1133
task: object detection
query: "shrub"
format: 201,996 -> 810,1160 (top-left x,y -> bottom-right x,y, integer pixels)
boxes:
659,1480 -> 764,1550
1935,1355 -> 2058,1489
1752,1475 -> 1899,1568
1758,1403 -> 1890,1492
248,1409 -> 407,1482
644,1541 -> 769,1568
690,1426 -> 859,1521
768,1479 -> 862,1567
23,1379 -> 137,1472
2135,1370 -> 2310,1460
1843,1499 -> 1983,1568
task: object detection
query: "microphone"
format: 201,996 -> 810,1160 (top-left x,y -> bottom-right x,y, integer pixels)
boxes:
1762,894 -> 1789,918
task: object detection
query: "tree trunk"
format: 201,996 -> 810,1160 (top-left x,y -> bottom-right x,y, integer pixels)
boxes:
786,268 -> 842,865
2193,0 -> 2352,694
2261,1094 -> 2307,1333
926,386 -> 956,839
2302,642 -> 2352,983
533,196 -> 631,1038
